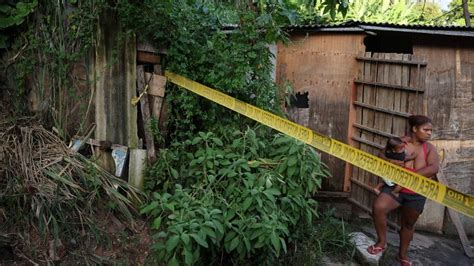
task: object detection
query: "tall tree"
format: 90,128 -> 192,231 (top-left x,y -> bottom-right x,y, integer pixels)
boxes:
327,0 -> 442,25
461,0 -> 471,26
445,0 -> 474,26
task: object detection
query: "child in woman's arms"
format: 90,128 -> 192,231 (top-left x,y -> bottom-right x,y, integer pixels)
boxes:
373,136 -> 416,197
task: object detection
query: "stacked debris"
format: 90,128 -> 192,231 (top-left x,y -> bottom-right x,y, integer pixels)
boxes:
0,118 -> 148,264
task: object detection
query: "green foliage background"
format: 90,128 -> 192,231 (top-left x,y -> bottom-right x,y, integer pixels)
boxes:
445,0 -> 474,25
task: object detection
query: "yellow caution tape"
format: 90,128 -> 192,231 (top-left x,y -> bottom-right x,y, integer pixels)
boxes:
165,71 -> 474,219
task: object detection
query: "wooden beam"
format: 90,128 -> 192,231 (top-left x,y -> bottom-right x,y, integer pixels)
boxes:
350,177 -> 377,193
354,80 -> 424,92
137,66 -> 156,164
353,123 -> 398,139
344,82 -> 358,192
348,197 -> 400,230
314,191 -> 350,198
137,51 -> 161,64
352,136 -> 384,150
356,56 -> 427,66
354,101 -> 411,118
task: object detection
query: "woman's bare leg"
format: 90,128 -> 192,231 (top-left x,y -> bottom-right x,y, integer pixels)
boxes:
372,193 -> 400,247
399,206 -> 421,260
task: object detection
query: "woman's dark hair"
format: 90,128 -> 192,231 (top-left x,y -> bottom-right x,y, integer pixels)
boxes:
408,115 -> 432,131
386,137 -> 403,151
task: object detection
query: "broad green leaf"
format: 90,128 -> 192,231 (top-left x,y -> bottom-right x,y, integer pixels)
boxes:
265,187 -> 281,196
190,233 -> 208,248
242,197 -> 253,211
280,237 -> 287,254
287,156 -> 297,167
263,191 -> 275,202
265,178 -> 272,188
152,217 -> 162,229
191,137 -> 201,144
202,227 -> 217,239
206,160 -> 213,169
184,247 -> 193,265
289,144 -> 299,154
210,209 -> 222,215
207,174 -> 215,183
244,236 -> 251,252
170,168 -> 179,178
224,231 -> 237,243
256,196 -> 263,207
270,232 -> 281,255
273,136 -> 289,145
0,4 -> 12,14
213,220 -> 224,234
287,166 -> 297,177
181,233 -> 190,246
250,229 -> 264,240
228,236 -> 240,252
211,137 -> 223,146
140,201 -> 159,214
169,255 -> 179,266
166,235 -> 180,252
275,145 -> 289,154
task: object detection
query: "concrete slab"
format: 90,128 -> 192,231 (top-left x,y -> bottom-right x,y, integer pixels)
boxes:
359,225 -> 473,266
349,232 -> 383,265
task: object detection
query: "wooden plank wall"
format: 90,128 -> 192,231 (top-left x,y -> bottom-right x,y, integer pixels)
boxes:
414,39 -> 474,235
351,53 -> 420,225
276,33 -> 366,191
93,9 -> 138,171
94,9 -> 138,148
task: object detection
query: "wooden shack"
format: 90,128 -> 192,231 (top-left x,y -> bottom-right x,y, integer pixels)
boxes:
276,21 -> 474,235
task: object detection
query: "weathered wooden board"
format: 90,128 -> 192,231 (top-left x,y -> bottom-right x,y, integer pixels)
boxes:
413,44 -> 456,135
93,10 -> 138,173
349,52 -> 423,225
144,73 -> 166,97
137,66 -> 156,164
276,33 -> 366,191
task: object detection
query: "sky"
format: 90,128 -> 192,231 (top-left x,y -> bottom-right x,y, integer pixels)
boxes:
437,0 -> 450,10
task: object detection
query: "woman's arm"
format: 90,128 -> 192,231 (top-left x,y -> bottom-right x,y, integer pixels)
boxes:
415,142 -> 440,178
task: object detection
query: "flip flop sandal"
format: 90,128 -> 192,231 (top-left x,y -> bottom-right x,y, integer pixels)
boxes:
367,245 -> 385,255
397,256 -> 412,266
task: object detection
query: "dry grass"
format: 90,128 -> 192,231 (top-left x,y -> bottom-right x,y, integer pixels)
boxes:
0,118 -> 146,263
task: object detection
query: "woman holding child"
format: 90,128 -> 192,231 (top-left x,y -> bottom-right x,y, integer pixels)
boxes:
368,115 -> 440,266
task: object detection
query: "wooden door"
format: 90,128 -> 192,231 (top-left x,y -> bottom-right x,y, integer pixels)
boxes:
348,52 -> 427,223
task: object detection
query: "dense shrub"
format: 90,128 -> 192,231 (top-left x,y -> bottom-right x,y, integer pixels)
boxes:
142,128 -> 329,264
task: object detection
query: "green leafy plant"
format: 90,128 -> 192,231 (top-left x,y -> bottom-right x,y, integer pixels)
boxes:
117,0 -> 349,142
445,0 -> 474,26
143,128 -> 329,264
0,0 -> 37,48
280,209 -> 356,265
3,1 -> 107,137
321,0 -> 443,25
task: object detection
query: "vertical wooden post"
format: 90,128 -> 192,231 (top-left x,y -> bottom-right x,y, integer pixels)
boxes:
137,65 -> 156,164
344,81 -> 358,192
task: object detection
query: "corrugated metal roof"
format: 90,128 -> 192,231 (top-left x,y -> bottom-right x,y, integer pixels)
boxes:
286,20 -> 474,37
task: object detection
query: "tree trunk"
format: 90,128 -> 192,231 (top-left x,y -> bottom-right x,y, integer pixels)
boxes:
462,0 -> 471,27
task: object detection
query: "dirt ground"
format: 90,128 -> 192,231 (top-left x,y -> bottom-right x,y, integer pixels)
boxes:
0,213 -> 153,265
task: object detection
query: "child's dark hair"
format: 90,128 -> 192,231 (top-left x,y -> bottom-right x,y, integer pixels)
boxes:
386,137 -> 403,150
